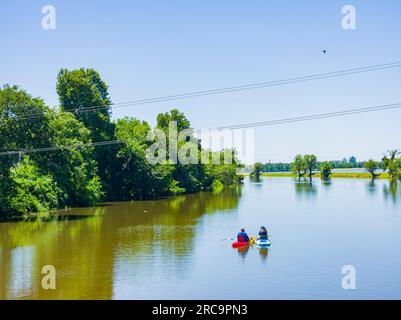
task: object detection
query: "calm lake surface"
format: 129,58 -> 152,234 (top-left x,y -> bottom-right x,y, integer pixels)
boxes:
1,177 -> 401,300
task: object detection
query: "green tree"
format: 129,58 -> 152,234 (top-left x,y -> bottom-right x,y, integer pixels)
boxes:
381,150 -> 400,174
1,80 -> 242,215
349,156 -> 357,164
156,109 -> 205,193
291,155 -> 305,179
156,109 -> 191,133
252,162 -> 264,177
56,68 -> 113,142
0,85 -> 104,214
320,162 -> 332,180
0,85 -> 52,178
365,159 -> 380,178
303,154 -> 317,178
387,149 -> 400,162
381,156 -> 390,172
387,158 -> 401,181
3,157 -> 60,215
56,68 -> 116,197
114,117 -> 165,199
43,111 -> 104,206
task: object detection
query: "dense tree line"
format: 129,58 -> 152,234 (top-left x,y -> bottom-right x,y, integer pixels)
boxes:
287,152 -> 401,180
255,151 -> 401,181
0,69 -> 239,216
262,157 -> 364,173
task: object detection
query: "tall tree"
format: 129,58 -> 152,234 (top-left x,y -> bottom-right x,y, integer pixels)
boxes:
252,162 -> 264,177
381,156 -> 390,172
387,158 -> 401,181
388,149 -> 400,162
42,111 -> 104,206
0,85 -> 52,179
56,68 -> 113,142
56,68 -> 116,196
365,159 -> 380,178
156,109 -> 191,133
291,155 -> 305,179
156,109 -> 204,193
303,154 -> 317,178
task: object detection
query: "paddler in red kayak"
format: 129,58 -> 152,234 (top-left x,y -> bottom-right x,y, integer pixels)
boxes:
237,228 -> 250,243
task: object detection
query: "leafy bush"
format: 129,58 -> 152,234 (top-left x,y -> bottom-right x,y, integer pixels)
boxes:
320,162 -> 332,180
6,157 -> 60,214
212,180 -> 224,192
365,159 -> 380,178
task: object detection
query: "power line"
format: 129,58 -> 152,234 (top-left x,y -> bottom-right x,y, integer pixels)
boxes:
195,102 -> 401,133
3,60 -> 401,121
0,140 -> 125,156
80,61 -> 401,113
1,101 -> 400,156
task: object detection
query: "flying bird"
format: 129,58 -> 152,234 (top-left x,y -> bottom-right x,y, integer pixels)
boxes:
322,50 -> 327,54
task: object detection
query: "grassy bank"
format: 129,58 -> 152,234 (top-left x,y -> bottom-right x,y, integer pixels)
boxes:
260,172 -> 390,179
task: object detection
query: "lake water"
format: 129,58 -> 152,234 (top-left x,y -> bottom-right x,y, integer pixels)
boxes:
1,177 -> 401,300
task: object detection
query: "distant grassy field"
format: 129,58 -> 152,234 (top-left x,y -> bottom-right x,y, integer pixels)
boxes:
259,172 -> 390,179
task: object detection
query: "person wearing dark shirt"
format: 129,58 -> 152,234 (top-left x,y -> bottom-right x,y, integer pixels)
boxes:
258,226 -> 268,240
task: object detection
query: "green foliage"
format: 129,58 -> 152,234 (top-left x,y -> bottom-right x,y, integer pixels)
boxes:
290,154 -> 317,178
0,85 -> 52,178
206,163 -> 237,187
4,157 -> 60,214
112,116 -> 239,199
291,154 -> 305,178
157,109 -> 191,133
168,179 -> 186,195
56,68 -> 113,142
56,68 -> 116,198
114,117 -> 168,199
381,150 -> 401,180
387,158 -> 401,181
264,162 -> 291,172
303,154 -> 317,177
0,70 -> 242,216
252,162 -> 264,177
381,156 -> 390,172
365,159 -> 380,178
349,156 -> 357,164
263,158 -> 364,173
320,162 -> 332,180
212,179 -> 224,192
387,149 -> 400,162
44,111 -> 104,206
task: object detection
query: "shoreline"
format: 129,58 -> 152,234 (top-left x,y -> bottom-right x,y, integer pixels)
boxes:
237,172 -> 390,179
259,172 -> 390,179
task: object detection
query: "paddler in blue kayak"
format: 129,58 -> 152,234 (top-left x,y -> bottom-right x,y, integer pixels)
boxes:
237,228 -> 250,243
258,226 -> 268,240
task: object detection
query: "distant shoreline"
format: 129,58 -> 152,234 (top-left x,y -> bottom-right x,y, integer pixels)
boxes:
238,172 -> 390,179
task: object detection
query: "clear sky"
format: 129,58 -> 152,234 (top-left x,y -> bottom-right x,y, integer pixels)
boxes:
1,0 -> 400,163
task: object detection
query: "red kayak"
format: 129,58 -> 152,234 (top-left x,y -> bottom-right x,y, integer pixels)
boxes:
232,241 -> 249,248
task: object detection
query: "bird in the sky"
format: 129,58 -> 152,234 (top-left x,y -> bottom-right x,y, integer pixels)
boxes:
322,50 -> 327,54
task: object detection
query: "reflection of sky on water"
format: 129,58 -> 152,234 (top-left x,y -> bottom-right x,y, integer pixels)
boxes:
8,246 -> 35,299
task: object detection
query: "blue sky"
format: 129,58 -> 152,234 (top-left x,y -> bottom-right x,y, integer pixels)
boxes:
1,0 -> 400,162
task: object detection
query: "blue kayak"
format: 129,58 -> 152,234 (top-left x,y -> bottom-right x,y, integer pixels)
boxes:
255,239 -> 271,247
